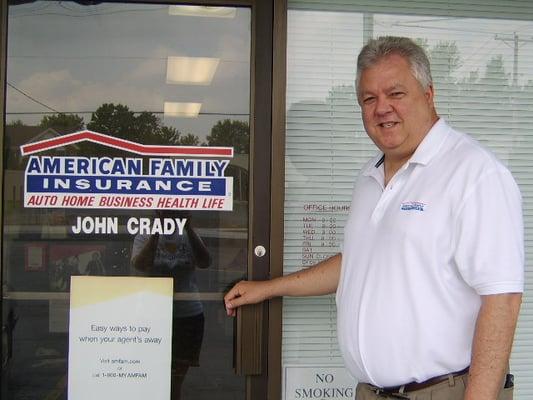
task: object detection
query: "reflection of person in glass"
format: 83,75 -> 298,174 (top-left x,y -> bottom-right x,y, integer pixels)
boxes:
86,251 -> 106,275
131,210 -> 211,400
49,259 -> 69,291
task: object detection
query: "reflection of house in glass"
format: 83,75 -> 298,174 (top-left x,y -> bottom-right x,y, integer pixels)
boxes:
5,126 -> 81,168
4,126 -> 83,237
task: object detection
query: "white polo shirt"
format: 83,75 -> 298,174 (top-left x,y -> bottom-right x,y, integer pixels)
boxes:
336,118 -> 524,387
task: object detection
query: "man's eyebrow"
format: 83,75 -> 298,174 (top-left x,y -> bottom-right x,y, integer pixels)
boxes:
359,83 -> 408,97
386,83 -> 407,92
359,90 -> 373,98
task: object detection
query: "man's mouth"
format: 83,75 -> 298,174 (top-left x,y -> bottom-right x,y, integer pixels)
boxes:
379,122 -> 398,128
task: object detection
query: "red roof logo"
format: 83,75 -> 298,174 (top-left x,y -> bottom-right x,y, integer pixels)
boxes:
20,130 -> 233,158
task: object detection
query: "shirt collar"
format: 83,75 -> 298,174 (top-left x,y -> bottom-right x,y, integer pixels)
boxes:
407,117 -> 450,166
362,153 -> 385,180
362,117 -> 450,178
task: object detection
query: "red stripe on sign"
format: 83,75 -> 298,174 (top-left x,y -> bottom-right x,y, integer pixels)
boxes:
21,133 -> 82,155
20,130 -> 233,158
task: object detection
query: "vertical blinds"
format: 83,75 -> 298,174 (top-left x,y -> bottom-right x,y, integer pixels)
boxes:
283,1 -> 533,397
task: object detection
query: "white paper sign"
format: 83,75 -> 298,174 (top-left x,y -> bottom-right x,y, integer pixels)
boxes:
284,365 -> 357,400
68,276 -> 173,400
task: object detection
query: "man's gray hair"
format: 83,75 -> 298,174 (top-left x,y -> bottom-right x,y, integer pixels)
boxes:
356,36 -> 433,95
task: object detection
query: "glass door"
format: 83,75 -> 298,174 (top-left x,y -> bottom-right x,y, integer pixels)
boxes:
1,2 -> 271,399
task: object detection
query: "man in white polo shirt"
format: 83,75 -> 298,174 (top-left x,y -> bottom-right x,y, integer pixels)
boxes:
224,36 -> 523,399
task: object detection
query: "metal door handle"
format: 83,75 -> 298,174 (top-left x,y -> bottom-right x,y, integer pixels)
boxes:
254,245 -> 267,257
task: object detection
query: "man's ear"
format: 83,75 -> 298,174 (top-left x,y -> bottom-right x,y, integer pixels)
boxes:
425,83 -> 435,103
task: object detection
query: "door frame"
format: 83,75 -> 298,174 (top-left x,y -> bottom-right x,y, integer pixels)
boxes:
268,0 -> 287,399
0,1 -> 282,399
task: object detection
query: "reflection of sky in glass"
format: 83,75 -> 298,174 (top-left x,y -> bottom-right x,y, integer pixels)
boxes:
287,10 -> 533,105
374,14 -> 533,84
6,2 -> 251,139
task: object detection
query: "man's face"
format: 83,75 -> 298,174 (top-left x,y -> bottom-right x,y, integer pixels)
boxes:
357,54 -> 437,162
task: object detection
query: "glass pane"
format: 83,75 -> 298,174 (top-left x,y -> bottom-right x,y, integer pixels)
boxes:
2,2 -> 250,399
284,2 -> 533,397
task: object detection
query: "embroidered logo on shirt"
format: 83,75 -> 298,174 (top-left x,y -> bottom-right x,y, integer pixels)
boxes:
400,201 -> 426,212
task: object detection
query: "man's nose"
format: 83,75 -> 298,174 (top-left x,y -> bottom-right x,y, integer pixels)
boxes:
375,96 -> 393,115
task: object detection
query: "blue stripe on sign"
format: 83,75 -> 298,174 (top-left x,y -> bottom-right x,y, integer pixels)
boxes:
26,175 -> 226,196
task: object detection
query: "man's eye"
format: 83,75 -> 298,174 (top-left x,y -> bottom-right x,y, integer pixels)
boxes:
391,92 -> 405,98
363,97 -> 375,104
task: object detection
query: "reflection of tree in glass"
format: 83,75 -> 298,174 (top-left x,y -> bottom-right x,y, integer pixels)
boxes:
429,41 -> 461,83
174,132 -> 200,146
6,119 -> 25,128
5,104 -> 213,169
9,107 -> 251,154
87,103 -> 198,143
72,103 -> 199,156
206,119 -> 249,154
39,112 -> 84,132
483,55 -> 511,83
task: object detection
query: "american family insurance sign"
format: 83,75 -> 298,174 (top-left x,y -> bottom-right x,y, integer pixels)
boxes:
20,130 -> 234,211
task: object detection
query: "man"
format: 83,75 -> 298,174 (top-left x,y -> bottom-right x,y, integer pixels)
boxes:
224,36 -> 523,400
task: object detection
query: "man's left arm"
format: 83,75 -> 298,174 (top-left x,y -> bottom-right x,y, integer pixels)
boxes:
464,293 -> 522,400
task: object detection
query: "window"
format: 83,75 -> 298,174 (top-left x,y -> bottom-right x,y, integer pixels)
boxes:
2,2 -> 251,399
284,1 -> 533,396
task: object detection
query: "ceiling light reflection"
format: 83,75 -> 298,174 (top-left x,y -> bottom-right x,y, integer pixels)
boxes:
163,102 -> 202,118
168,6 -> 236,18
166,56 -> 220,85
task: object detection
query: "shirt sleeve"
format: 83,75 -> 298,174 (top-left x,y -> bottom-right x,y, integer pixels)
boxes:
453,167 -> 524,295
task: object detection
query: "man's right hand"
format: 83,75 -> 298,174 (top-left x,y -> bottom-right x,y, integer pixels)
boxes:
224,280 -> 273,316
223,253 -> 342,317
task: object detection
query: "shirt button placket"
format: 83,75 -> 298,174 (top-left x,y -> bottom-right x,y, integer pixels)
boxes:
371,170 -> 407,222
